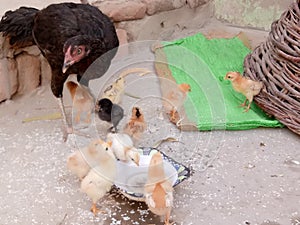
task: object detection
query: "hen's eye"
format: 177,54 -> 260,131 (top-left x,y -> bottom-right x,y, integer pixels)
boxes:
77,48 -> 82,54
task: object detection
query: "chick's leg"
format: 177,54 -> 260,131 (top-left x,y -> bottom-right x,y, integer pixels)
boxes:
91,203 -> 99,215
56,97 -> 73,141
90,203 -> 106,215
244,101 -> 252,112
169,108 -> 178,122
239,99 -> 248,108
164,210 -> 174,225
243,96 -> 253,112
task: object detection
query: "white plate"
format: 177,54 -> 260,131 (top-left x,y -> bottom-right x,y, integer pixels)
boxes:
114,155 -> 178,196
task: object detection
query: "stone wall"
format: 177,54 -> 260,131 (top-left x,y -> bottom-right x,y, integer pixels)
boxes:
0,0 -> 210,102
0,0 -> 295,102
0,38 -> 51,102
92,0 -> 210,41
213,0 -> 294,30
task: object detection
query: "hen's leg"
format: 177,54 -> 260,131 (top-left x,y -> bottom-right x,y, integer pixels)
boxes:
56,97 -> 73,141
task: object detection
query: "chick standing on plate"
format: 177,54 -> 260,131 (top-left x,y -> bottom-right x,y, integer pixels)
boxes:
106,132 -> 140,166
224,71 -> 263,112
144,152 -> 174,225
123,107 -> 147,142
66,80 -> 95,124
80,140 -> 116,215
96,98 -> 124,132
67,139 -> 111,180
166,83 -> 191,122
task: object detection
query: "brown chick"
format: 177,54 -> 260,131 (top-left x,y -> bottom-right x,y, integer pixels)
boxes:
144,152 -> 174,225
225,71 -> 263,112
80,140 -> 116,215
123,107 -> 147,142
166,83 -> 191,122
66,80 -> 95,124
66,139 -> 112,180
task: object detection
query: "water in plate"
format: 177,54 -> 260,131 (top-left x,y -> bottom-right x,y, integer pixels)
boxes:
115,155 -> 178,195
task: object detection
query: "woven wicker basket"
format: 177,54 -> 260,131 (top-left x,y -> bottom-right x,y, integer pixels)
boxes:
244,1 -> 300,135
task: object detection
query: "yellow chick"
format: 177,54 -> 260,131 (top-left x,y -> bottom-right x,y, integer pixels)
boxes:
80,140 -> 116,215
66,80 -> 95,124
66,139 -> 112,180
144,152 -> 174,225
224,71 -> 263,112
123,107 -> 147,142
106,132 -> 140,166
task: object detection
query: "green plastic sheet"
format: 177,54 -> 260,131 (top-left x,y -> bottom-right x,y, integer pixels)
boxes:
160,33 -> 283,130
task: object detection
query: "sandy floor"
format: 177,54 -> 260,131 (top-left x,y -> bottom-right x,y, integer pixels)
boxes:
0,2 -> 300,225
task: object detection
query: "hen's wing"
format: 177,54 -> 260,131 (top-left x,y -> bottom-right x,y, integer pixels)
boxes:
33,3 -> 107,60
33,3 -> 118,83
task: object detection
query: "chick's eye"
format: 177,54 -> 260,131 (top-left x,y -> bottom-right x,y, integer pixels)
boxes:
77,48 -> 82,55
105,147 -> 108,151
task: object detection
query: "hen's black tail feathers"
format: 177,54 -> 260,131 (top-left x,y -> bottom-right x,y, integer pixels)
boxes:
0,7 -> 39,48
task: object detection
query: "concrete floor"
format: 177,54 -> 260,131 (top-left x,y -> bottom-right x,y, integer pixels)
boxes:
0,21 -> 300,225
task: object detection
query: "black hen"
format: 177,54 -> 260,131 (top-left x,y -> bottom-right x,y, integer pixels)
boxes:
96,98 -> 124,132
0,3 -> 119,140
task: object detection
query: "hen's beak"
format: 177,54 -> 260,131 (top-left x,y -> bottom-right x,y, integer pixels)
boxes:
62,47 -> 74,74
62,60 -> 74,74
62,63 -> 69,74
